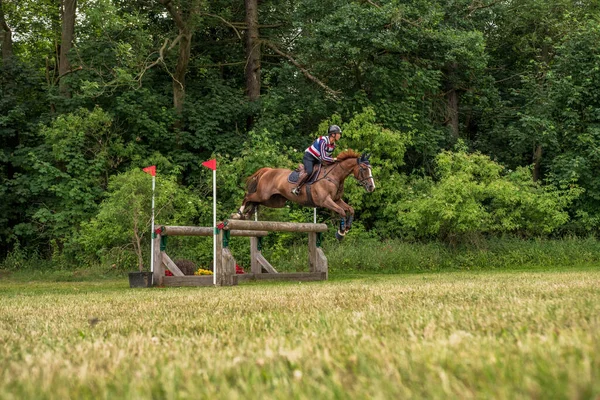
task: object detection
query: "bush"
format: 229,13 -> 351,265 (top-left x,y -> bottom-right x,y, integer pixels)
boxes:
388,149 -> 582,243
76,168 -> 209,271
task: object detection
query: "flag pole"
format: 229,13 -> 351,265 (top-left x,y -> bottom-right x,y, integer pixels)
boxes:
212,167 -> 217,286
150,174 -> 156,278
201,159 -> 218,285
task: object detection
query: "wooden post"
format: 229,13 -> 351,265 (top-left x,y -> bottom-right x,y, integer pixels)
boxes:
215,228 -> 224,285
152,234 -> 163,286
308,232 -> 318,273
222,248 -> 237,286
250,237 -> 261,275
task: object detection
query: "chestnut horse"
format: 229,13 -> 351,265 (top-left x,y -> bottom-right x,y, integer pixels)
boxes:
231,150 -> 375,238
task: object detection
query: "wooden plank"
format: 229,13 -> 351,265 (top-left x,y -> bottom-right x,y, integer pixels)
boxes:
237,272 -> 326,282
152,235 -> 163,286
224,220 -> 328,233
163,276 -> 214,287
161,253 -> 185,277
162,225 -> 268,237
257,253 -> 278,274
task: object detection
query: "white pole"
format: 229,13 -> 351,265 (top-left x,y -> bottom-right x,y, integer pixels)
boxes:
314,208 -> 317,223
212,168 -> 217,286
150,175 -> 156,278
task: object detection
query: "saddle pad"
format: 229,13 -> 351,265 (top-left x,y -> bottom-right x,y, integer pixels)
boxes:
288,170 -> 300,184
287,164 -> 322,184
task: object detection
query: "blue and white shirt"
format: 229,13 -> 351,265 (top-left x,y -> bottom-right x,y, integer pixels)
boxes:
306,136 -> 335,162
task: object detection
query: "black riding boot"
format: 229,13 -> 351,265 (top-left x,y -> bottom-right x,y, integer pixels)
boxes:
292,173 -> 309,195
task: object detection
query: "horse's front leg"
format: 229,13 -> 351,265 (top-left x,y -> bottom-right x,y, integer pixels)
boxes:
335,199 -> 354,232
321,197 -> 348,240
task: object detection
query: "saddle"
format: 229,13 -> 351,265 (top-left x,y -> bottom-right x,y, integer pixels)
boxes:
287,164 -> 321,184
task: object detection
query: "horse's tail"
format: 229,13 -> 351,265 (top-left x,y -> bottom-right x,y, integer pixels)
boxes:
246,168 -> 269,193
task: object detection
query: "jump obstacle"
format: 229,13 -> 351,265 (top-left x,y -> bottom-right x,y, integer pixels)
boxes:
152,220 -> 329,287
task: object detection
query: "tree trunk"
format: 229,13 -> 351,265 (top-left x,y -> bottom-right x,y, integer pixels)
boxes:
173,29 -> 191,115
59,0 -> 77,96
245,0 -> 260,130
447,88 -> 459,139
158,0 -> 201,126
533,144 -> 542,182
245,0 -> 260,102
446,62 -> 459,139
0,0 -> 12,62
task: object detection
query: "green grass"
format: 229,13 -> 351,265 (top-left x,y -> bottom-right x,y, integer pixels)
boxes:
1,269 -> 599,399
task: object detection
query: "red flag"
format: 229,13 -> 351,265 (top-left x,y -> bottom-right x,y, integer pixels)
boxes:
202,159 -> 217,171
143,165 -> 156,176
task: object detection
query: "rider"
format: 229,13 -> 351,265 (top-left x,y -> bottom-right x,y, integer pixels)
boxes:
291,124 -> 342,195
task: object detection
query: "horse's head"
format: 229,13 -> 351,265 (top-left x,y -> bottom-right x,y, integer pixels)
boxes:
354,153 -> 375,192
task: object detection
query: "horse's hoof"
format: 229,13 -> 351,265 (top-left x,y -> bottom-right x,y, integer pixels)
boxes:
335,230 -> 346,241
230,213 -> 241,220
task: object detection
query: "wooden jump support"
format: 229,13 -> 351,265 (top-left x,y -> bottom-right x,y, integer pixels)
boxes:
152,220 -> 329,287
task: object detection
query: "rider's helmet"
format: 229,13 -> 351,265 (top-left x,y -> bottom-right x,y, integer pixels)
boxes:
328,125 -> 342,136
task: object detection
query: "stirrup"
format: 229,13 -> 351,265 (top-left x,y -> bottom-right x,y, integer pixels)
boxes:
291,187 -> 300,195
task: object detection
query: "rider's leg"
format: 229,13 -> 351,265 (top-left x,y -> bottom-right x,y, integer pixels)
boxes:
292,154 -> 315,195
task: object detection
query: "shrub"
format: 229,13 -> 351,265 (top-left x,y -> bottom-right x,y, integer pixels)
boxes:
76,168 -> 208,270
389,149 -> 582,243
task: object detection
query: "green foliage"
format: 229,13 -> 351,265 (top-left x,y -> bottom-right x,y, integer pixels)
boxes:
325,235 -> 600,273
18,108 -> 126,249
77,168 -> 208,270
332,108 -> 412,231
391,149 -> 582,242
3,0 -> 600,264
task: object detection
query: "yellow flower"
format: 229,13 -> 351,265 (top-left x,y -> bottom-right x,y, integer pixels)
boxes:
195,268 -> 213,276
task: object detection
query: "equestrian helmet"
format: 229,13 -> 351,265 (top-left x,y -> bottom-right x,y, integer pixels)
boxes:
328,125 -> 342,135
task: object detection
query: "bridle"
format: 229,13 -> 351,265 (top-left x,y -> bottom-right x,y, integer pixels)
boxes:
357,163 -> 374,188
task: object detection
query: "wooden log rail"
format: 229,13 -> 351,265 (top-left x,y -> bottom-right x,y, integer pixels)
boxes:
223,220 -> 328,233
162,225 -> 268,237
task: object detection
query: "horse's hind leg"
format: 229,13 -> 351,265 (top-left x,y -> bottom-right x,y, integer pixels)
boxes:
232,196 -> 259,220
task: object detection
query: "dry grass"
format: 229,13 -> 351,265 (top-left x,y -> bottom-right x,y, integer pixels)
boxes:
1,270 -> 599,399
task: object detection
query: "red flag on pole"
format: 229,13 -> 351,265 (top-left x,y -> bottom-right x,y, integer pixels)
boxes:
143,165 -> 156,176
202,159 -> 217,171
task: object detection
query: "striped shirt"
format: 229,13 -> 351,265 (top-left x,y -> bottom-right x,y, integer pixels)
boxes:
306,136 -> 335,162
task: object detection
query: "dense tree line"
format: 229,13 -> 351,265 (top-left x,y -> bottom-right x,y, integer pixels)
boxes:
1,0 -> 599,265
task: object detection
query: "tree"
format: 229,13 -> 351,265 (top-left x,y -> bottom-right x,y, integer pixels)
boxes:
59,0 -> 77,96
158,0 -> 202,116
244,0 -> 260,102
0,0 -> 12,62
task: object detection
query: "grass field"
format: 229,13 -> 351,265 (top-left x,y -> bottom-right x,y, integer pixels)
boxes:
1,269 -> 599,399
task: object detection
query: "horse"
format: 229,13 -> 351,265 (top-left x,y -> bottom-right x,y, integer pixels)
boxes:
231,150 -> 375,239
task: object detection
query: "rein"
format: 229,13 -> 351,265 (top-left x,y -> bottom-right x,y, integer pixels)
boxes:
312,162 -> 341,186
312,160 -> 372,189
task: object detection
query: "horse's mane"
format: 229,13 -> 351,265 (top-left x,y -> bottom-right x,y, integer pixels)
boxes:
336,149 -> 361,161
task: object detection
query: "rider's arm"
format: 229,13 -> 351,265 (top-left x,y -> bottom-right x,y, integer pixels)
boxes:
319,139 -> 334,163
